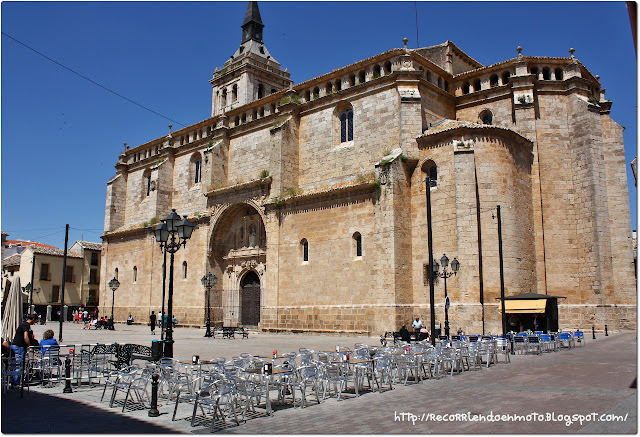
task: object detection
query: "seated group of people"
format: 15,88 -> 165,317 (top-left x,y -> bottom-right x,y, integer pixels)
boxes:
82,316 -> 109,329
398,317 -> 430,341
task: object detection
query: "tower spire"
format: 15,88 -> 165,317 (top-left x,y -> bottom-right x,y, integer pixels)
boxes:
241,1 -> 264,44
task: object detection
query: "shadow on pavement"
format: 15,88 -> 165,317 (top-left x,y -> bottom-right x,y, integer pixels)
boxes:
1,390 -> 175,434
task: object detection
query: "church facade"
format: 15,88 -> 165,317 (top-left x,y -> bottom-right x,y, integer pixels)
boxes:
99,2 -> 636,334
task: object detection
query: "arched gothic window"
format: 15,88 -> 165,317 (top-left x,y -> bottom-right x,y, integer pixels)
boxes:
353,232 -> 362,258
142,169 -> 152,197
339,108 -> 354,143
190,153 -> 202,185
301,239 -> 309,262
182,261 -> 187,279
133,266 -> 137,282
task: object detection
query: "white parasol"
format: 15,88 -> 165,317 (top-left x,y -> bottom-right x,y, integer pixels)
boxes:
1,276 -> 23,343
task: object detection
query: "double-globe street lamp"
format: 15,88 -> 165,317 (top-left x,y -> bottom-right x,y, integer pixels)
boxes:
432,254 -> 460,338
154,209 -> 195,358
201,272 -> 218,338
108,277 -> 120,330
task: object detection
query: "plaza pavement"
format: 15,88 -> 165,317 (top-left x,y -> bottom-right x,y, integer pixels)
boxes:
1,322 -> 636,434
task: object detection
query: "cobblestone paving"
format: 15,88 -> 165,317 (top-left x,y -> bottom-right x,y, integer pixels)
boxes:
2,324 -> 636,434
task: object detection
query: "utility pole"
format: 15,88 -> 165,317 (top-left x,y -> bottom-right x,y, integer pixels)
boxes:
497,206 -> 507,339
425,176 -> 436,346
59,224 -> 69,342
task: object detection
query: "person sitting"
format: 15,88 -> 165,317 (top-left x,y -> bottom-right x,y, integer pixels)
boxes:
39,329 -> 58,348
83,318 -> 96,329
399,324 -> 411,342
127,315 -> 134,325
96,316 -> 107,329
172,316 -> 178,325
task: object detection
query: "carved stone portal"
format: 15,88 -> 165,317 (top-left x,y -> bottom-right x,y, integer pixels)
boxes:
209,204 -> 266,327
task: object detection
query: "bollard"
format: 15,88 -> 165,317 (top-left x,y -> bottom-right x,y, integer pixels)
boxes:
605,325 -> 609,336
148,373 -> 160,417
592,326 -> 596,340
63,357 -> 73,393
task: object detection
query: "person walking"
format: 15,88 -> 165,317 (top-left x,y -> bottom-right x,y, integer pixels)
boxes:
149,311 -> 157,335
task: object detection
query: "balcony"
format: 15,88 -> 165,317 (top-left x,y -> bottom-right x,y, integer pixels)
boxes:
65,275 -> 76,283
88,278 -> 100,285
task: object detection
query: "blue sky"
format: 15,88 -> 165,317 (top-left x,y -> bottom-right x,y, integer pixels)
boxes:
1,1 -> 637,249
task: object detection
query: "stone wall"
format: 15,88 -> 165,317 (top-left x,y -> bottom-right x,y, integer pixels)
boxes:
101,48 -> 635,335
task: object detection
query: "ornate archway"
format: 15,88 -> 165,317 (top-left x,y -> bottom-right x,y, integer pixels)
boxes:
208,203 -> 266,327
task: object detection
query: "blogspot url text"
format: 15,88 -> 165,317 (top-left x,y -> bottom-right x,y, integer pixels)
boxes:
394,411 -> 629,427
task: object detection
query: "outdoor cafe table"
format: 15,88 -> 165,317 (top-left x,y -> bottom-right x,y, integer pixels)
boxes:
330,358 -> 379,395
242,366 -> 293,415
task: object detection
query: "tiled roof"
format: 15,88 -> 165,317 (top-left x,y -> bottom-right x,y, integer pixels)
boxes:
2,254 -> 21,268
29,246 -> 83,259
75,241 -> 103,251
6,240 -> 58,249
417,119 -> 531,144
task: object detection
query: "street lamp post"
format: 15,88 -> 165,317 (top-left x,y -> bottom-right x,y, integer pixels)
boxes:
201,272 -> 217,338
24,282 -> 33,315
154,209 -> 195,358
433,254 -> 460,338
108,277 -> 120,330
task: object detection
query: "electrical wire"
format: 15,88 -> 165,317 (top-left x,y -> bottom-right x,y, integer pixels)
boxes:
1,31 -> 186,127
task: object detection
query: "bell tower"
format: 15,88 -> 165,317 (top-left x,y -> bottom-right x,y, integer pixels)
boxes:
210,1 -> 292,117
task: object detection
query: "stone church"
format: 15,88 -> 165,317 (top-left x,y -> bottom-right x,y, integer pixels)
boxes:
100,2 -> 635,334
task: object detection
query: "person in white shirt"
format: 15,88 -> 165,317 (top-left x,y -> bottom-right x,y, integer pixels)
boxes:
412,316 -> 423,336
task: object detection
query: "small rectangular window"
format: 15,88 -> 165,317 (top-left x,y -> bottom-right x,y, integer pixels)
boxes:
65,266 -> 74,283
40,263 -> 50,281
89,269 -> 99,285
52,285 -> 60,303
91,252 -> 98,266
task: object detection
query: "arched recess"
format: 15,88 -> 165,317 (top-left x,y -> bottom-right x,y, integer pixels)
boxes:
208,202 -> 267,327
